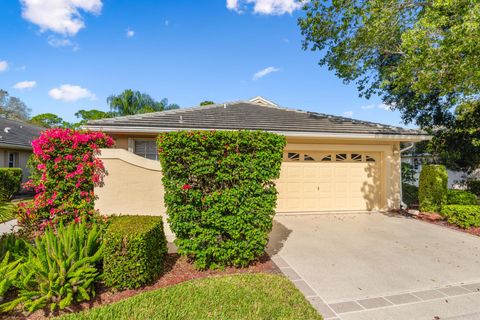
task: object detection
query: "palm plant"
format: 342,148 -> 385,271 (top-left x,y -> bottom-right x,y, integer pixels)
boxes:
107,89 -> 179,116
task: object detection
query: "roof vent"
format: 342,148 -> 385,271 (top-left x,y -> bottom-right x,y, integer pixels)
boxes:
4,127 -> 10,133
179,115 -> 184,124
223,104 -> 227,108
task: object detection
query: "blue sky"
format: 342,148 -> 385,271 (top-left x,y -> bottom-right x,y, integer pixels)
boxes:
0,0 -> 407,126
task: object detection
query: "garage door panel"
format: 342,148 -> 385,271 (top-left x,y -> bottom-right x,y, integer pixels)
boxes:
276,151 -> 381,213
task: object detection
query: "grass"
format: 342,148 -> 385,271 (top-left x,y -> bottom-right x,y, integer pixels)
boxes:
59,274 -> 323,320
0,202 -> 16,224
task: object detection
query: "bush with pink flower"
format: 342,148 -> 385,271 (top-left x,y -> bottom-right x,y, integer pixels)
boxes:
18,128 -> 114,232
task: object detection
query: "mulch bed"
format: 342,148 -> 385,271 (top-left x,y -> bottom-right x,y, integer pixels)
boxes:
414,212 -> 480,237
8,253 -> 280,320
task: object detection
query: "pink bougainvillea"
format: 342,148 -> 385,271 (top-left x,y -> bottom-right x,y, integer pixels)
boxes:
18,128 -> 114,232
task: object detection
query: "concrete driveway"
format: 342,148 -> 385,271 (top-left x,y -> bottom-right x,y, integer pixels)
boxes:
268,213 -> 480,320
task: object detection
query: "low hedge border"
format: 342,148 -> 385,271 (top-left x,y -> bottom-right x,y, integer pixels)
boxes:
447,189 -> 478,205
0,168 -> 22,201
441,205 -> 480,229
103,216 -> 167,290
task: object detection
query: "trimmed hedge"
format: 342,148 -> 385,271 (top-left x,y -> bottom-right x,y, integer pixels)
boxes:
467,180 -> 480,197
402,183 -> 419,207
158,130 -> 286,269
447,189 -> 478,205
103,216 -> 167,290
419,165 -> 448,212
0,168 -> 22,201
441,205 -> 480,228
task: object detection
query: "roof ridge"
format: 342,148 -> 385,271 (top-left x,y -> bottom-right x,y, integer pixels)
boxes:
0,117 -> 46,130
86,100 -> 252,124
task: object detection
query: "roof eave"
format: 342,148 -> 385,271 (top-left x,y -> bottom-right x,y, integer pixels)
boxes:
0,142 -> 33,150
81,125 -> 431,141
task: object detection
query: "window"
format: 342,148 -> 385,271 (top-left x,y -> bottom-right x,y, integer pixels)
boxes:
134,140 -> 158,160
8,152 -> 18,168
321,155 -> 332,162
351,153 -> 362,162
287,153 -> 300,161
335,153 -> 347,161
304,154 -> 315,161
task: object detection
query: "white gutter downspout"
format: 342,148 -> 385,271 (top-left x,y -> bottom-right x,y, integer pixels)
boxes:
399,142 -> 415,209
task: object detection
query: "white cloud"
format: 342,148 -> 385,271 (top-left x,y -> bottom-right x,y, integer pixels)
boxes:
0,60 -> 8,72
227,0 -> 302,15
48,84 -> 96,102
253,66 -> 280,80
126,28 -> 135,38
343,111 -> 354,117
20,0 -> 103,36
13,81 -> 37,90
361,103 -> 392,111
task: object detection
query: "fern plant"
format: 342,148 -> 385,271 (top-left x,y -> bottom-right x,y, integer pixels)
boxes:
0,252 -> 21,303
1,222 -> 104,313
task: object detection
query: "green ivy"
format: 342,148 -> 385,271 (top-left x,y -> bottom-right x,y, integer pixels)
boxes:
419,165 -> 448,213
102,216 -> 167,290
0,168 -> 22,202
441,205 -> 480,229
447,189 -> 478,205
158,130 -> 286,270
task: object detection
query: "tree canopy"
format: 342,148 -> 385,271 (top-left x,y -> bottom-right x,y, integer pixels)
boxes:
107,89 -> 179,116
200,101 -> 215,106
299,0 -> 480,171
30,113 -> 69,128
0,90 -> 31,121
74,109 -> 114,124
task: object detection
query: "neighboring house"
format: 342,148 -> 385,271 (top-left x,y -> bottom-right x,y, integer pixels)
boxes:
84,97 -> 430,224
402,153 -> 479,189
0,117 -> 44,182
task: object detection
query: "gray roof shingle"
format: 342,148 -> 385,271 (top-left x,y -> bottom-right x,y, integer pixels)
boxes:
86,100 -> 425,136
0,118 -> 44,149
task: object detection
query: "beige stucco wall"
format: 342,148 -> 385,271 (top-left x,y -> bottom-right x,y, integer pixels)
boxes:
0,147 -> 34,183
97,134 -> 403,217
94,148 -> 174,238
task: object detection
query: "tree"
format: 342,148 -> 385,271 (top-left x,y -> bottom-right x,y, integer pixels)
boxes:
0,90 -> 31,121
299,0 -> 480,170
107,89 -> 179,116
30,113 -> 70,128
75,109 -> 113,124
200,101 -> 215,106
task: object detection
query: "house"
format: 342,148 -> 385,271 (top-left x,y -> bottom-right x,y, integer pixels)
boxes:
0,117 -> 44,182
84,97 -> 430,230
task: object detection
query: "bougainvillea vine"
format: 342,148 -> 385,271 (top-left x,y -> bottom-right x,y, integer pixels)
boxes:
18,128 -> 114,233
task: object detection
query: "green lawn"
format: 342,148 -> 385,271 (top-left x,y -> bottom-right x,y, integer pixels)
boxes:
0,202 -> 16,223
59,274 -> 322,320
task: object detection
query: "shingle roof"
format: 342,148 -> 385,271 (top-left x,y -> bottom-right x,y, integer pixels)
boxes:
86,99 -> 425,137
0,118 -> 44,149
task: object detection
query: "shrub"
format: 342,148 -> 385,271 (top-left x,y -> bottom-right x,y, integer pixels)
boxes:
103,216 -> 167,290
447,189 -> 478,205
402,183 -> 418,207
441,205 -> 480,229
158,130 -> 286,269
419,165 -> 448,212
467,180 -> 480,197
0,168 -> 22,201
2,222 -> 104,313
17,129 -> 114,233
0,233 -> 28,262
401,162 -> 417,184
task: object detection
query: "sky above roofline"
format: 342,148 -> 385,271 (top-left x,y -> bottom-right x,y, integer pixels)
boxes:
0,0 -> 413,128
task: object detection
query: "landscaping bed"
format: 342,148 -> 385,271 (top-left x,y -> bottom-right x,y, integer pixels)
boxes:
7,253 -> 280,320
415,212 -> 480,237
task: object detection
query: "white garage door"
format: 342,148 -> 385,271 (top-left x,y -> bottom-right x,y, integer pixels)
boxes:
276,151 -> 381,212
